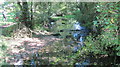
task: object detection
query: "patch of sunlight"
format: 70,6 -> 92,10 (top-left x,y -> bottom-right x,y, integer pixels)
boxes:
11,48 -> 20,53
0,22 -> 15,27
8,41 -> 22,46
0,40 -> 2,42
0,0 -> 4,5
49,57 -> 57,61
20,48 -> 25,52
37,44 -> 43,46
0,22 -> 13,24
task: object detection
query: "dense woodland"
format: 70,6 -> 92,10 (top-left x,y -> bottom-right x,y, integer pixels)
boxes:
0,2 -> 120,66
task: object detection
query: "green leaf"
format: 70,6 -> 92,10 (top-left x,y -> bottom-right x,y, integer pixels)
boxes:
116,46 -> 120,50
96,9 -> 101,12
93,21 -> 98,25
63,15 -> 75,18
105,22 -> 109,24
117,51 -> 120,56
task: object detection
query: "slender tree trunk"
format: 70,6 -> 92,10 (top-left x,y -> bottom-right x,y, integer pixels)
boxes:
30,2 -> 33,30
17,2 -> 33,29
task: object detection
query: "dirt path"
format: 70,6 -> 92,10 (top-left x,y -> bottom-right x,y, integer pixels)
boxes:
4,35 -> 62,65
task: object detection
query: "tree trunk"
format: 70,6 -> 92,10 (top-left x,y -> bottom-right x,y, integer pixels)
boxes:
17,2 -> 33,29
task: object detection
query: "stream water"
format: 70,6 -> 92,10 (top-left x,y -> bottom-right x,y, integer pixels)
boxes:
72,22 -> 120,66
72,22 -> 89,53
72,22 -> 91,67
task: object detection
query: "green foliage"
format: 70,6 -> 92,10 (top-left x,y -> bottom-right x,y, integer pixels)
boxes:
63,15 -> 75,18
34,24 -> 46,31
52,19 -> 76,38
73,3 -> 96,27
2,24 -> 16,37
85,2 -> 119,56
51,17 -> 63,20
85,32 -> 118,55
0,2 -> 17,22
0,40 -> 7,50
0,36 -> 8,65
116,46 -> 120,56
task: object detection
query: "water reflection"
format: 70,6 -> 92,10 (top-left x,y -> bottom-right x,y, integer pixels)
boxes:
75,59 -> 90,67
72,22 -> 89,52
30,59 -> 36,67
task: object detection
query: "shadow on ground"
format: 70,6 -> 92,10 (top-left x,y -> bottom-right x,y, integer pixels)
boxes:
3,33 -> 63,65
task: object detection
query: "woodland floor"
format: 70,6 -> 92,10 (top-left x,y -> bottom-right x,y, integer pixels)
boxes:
1,31 -> 65,65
